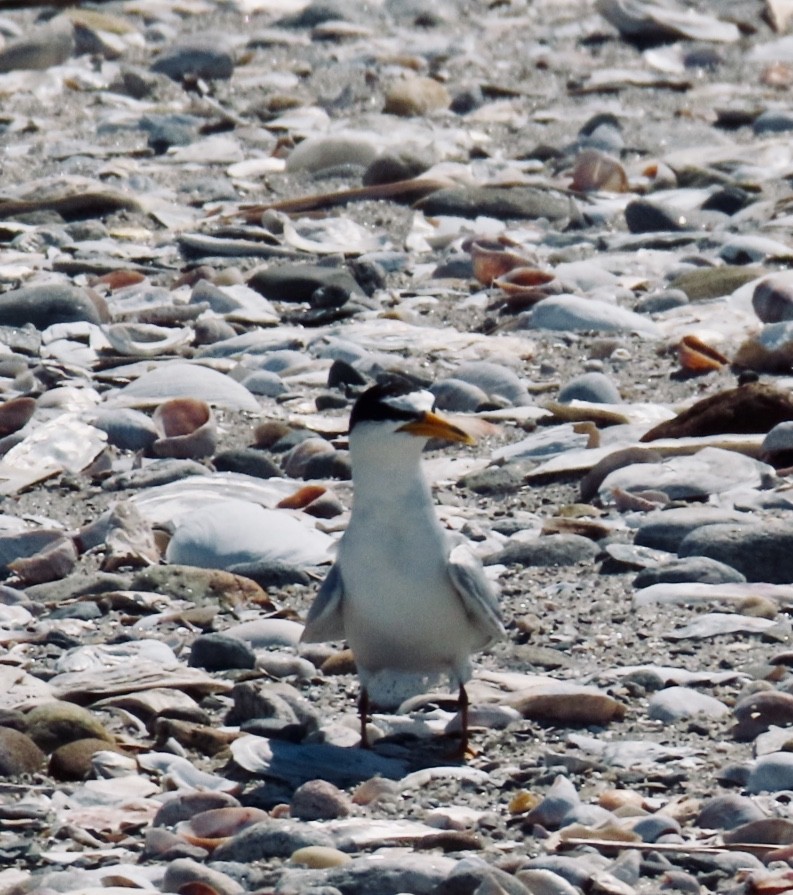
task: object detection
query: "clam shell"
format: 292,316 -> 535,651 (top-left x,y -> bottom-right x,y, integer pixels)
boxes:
102,323 -> 193,358
110,362 -> 260,411
152,398 -> 217,459
176,806 -> 270,849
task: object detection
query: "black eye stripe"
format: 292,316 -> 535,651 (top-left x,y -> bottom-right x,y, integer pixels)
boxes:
349,382 -> 431,431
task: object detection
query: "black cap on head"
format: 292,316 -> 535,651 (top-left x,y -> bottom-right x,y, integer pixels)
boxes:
349,379 -> 432,433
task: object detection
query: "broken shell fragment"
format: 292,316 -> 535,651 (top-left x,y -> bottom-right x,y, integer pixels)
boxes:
152,398 -> 217,459
677,334 -> 730,373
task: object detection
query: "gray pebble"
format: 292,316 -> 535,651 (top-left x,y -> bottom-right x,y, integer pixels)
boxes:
241,370 -> 289,397
454,361 -> 530,406
213,449 -> 282,479
291,779 -> 352,820
486,534 -> 599,567
189,633 -> 256,671
647,686 -> 728,722
248,264 -> 363,303
633,556 -> 746,588
696,794 -> 764,831
634,289 -> 689,314
753,272 -> 793,323
431,378 -> 490,412
416,186 -> 579,223
0,284 -> 103,328
150,36 -> 234,81
678,519 -> 793,583
747,752 -> 793,793
92,408 -> 158,452
634,508 -> 757,553
558,372 -> 621,404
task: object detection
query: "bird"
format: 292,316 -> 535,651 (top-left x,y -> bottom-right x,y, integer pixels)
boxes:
300,380 -> 505,754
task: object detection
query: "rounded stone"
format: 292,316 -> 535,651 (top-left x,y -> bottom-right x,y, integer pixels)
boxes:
753,273 -> 793,323
558,372 -> 621,404
189,633 -> 257,671
25,701 -> 113,753
48,738 -> 123,781
383,76 -> 450,116
0,727 -> 45,777
291,779 -> 352,820
213,449 -> 282,479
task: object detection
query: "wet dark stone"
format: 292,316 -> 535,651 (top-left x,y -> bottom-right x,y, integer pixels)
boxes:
349,258 -> 387,295
139,114 -> 200,153
327,359 -> 368,388
189,633 -> 256,671
702,186 -> 752,215
248,264 -> 364,303
150,38 -> 234,81
363,149 -> 434,185
625,199 -> 688,233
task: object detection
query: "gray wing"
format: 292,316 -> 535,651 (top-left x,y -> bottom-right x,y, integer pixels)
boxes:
300,563 -> 346,642
447,543 -> 506,645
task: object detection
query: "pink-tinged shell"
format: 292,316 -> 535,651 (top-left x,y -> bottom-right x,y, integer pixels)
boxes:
571,149 -> 628,193
0,396 -> 36,438
677,334 -> 729,372
468,240 -> 533,285
277,485 -> 327,509
152,398 -> 217,459
91,270 -> 147,291
492,267 -> 556,296
176,806 -> 270,850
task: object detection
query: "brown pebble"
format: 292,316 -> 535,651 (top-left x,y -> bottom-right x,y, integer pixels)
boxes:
291,779 -> 351,820
49,738 -> 124,781
320,648 -> 357,675
0,728 -> 45,777
383,76 -> 450,116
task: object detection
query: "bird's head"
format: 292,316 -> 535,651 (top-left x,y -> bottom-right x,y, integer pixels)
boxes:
349,381 -> 475,446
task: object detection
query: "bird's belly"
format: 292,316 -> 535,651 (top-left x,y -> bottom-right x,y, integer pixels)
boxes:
338,525 -> 480,674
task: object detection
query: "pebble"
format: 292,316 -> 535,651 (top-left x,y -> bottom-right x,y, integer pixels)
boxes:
291,779 -> 352,820
383,77 -> 451,116
486,533 -> 600,567
0,728 -> 45,777
150,36 -> 234,81
558,372 -> 622,404
647,686 -> 728,722
678,519 -> 793,583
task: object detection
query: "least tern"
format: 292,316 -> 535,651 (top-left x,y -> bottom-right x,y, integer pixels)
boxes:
301,381 -> 505,753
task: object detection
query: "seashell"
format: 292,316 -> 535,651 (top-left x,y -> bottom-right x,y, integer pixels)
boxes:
102,323 -> 194,358
0,397 -> 36,438
152,398 -> 217,459
110,362 -> 260,412
176,806 -> 270,849
492,267 -> 556,297
468,240 -> 534,285
277,485 -> 327,509
91,270 -> 147,291
677,334 -> 729,372
164,499 -> 334,570
571,149 -> 628,193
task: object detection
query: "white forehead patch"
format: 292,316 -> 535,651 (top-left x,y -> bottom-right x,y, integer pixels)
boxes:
383,389 -> 434,415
